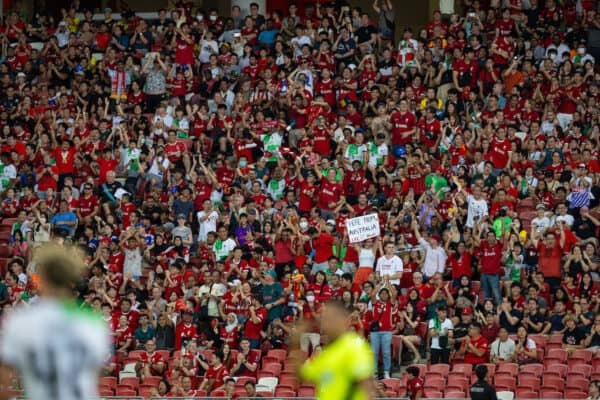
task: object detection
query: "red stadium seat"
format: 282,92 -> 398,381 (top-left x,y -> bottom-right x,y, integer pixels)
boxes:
494,376 -> 516,391
520,363 -> 543,377
275,388 -> 296,397
447,376 -> 469,392
262,362 -> 282,377
570,364 -> 593,378
445,390 -> 466,398
425,389 -> 443,398
497,363 -> 519,377
569,349 -> 593,363
99,388 -> 114,396
544,363 -> 568,378
120,376 -> 139,389
266,349 -> 287,363
298,385 -> 316,397
138,386 -> 154,398
380,378 -> 403,392
115,388 -> 137,396
542,376 -> 565,392
428,363 -> 451,376
424,377 -> 445,389
142,376 -> 161,387
279,375 -> 299,390
515,390 -> 538,399
518,375 -> 541,391
424,372 -> 445,383
539,389 -> 563,399
211,389 -> 226,397
566,376 -> 589,390
100,376 -> 117,389
452,363 -> 473,375
564,390 -> 588,399
235,376 -> 256,386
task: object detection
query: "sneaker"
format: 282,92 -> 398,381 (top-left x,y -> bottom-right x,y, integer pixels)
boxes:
383,371 -> 390,379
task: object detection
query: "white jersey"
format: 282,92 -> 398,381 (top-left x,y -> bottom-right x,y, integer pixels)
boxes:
1,300 -> 111,400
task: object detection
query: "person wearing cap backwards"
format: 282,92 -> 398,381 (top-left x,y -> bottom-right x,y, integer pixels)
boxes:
470,364 -> 498,400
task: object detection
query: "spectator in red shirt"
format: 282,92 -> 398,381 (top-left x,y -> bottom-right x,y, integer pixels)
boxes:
244,295 -> 267,349
199,350 -> 230,394
460,322 -> 490,365
369,284 -> 396,379
474,228 -> 504,306
405,365 -> 424,400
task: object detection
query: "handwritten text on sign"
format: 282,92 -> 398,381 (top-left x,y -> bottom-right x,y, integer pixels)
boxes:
346,214 -> 381,243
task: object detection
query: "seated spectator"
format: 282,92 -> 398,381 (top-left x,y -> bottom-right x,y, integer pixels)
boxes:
513,326 -> 537,365
562,314 -> 587,351
490,327 -> 516,365
198,350 -> 229,394
459,322 -> 489,365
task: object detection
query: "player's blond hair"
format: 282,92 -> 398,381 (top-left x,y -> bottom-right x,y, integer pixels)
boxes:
35,244 -> 86,290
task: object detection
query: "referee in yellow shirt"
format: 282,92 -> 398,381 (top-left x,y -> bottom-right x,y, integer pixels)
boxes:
292,301 -> 376,400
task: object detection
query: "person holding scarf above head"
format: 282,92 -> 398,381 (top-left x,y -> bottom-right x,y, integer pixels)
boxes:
108,60 -> 131,102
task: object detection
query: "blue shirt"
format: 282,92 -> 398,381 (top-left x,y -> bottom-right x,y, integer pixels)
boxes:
51,211 -> 77,235
258,29 -> 279,46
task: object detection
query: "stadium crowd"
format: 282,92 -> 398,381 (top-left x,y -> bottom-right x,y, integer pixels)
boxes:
0,0 -> 600,398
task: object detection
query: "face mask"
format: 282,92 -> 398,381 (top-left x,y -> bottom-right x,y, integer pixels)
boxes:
306,295 -> 315,302
578,48 -> 585,55
299,221 -> 308,230
209,15 -> 217,21
239,160 -> 247,167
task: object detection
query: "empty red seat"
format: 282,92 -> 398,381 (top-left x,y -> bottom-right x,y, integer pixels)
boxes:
452,363 -> 473,375
447,376 -> 469,392
515,389 -> 538,399
142,376 -> 161,387
115,388 -> 137,396
99,388 -> 114,396
428,363 -> 450,376
425,389 -> 443,398
275,388 -> 296,397
570,349 -> 593,363
494,376 -> 516,391
566,376 -> 589,390
520,363 -> 543,377
564,390 -> 588,399
445,390 -> 466,398
497,363 -> 519,377
542,376 -> 565,391
425,377 -> 445,389
539,389 -> 563,399
569,364 -> 594,378
138,386 -> 154,398
424,372 -> 445,383
380,378 -> 403,392
262,362 -> 282,377
544,363 -> 568,378
297,386 -> 316,397
518,375 -> 541,391
100,376 -> 117,389
236,376 -> 256,386
120,376 -> 139,389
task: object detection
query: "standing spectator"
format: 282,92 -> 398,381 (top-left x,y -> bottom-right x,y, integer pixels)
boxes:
369,284 -> 395,379
375,241 -> 403,288
474,228 -> 504,306
531,225 -> 565,292
428,305 -> 453,364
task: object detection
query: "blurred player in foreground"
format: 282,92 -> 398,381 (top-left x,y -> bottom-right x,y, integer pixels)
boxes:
293,301 -> 375,400
0,245 -> 110,400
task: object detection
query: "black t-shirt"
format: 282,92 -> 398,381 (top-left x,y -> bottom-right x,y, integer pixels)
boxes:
527,311 -> 546,334
471,380 -> 498,400
573,217 -> 596,240
499,309 -> 522,334
562,327 -> 586,346
356,25 -> 377,44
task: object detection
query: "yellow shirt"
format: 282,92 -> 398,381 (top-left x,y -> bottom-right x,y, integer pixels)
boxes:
300,332 -> 375,400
